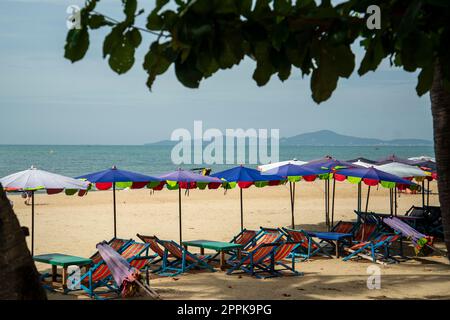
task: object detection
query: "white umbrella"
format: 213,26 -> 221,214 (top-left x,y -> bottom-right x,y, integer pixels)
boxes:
375,162 -> 428,179
366,162 -> 426,215
408,155 -> 435,162
0,166 -> 90,255
258,159 -> 307,172
352,160 -> 374,168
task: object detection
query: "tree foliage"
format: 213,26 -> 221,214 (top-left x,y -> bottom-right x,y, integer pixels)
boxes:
64,0 -> 450,103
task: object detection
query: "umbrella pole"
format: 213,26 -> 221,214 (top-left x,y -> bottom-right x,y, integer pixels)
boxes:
292,182 -> 296,228
324,180 -> 328,229
365,186 -> 371,212
289,182 -> 295,229
113,182 -> 117,238
331,178 -> 336,229
427,179 -> 430,207
422,180 -> 425,208
389,189 -> 393,215
179,186 -> 182,244
31,191 -> 35,256
394,187 -> 398,216
240,188 -> 244,232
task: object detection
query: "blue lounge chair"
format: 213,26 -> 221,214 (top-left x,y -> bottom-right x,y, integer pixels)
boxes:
282,228 -> 331,260
343,234 -> 401,264
156,239 -> 215,276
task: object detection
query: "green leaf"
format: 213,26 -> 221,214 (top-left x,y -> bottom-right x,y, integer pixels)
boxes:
103,24 -> 126,58
274,0 -> 291,15
416,64 -> 434,96
253,61 -> 274,86
126,28 -> 142,48
108,41 -> 135,74
143,42 -> 174,90
123,0 -> 137,22
64,28 -> 89,62
175,57 -> 203,88
334,45 -> 355,78
358,36 -> 384,75
311,65 -> 338,103
147,11 -> 163,30
88,14 -> 107,29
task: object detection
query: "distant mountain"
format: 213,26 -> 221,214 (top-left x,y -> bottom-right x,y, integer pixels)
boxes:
145,130 -> 432,146
280,130 -> 432,146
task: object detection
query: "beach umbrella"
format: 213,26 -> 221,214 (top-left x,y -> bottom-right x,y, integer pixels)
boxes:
158,169 -> 222,243
300,157 -> 363,230
375,162 -> 428,213
410,160 -> 437,206
257,159 -> 307,172
346,157 -> 377,164
333,167 -> 417,221
376,154 -> 416,165
0,166 -> 90,255
263,164 -> 327,228
76,166 -> 164,238
351,160 -> 374,168
211,166 -> 284,232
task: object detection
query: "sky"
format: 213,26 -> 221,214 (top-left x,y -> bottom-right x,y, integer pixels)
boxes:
0,0 -> 433,145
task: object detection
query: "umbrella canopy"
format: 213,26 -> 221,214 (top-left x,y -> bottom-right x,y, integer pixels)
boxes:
0,166 -> 90,255
2,166 -> 89,193
376,154 -> 416,165
258,159 -> 307,172
158,169 -> 222,243
375,162 -> 427,180
334,167 -> 416,187
408,156 -> 435,162
351,160 -> 374,168
211,166 -> 284,231
76,166 -> 163,238
346,157 -> 377,164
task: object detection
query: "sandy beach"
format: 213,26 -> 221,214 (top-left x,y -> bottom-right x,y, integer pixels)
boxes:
9,180 -> 450,300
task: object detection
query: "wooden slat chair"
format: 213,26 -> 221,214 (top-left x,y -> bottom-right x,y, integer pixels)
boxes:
89,237 -> 132,265
353,223 -> 378,243
331,221 -> 355,234
73,241 -> 151,298
343,234 -> 401,265
136,234 -> 175,267
227,241 -> 302,278
156,239 -> 215,277
282,228 -> 331,260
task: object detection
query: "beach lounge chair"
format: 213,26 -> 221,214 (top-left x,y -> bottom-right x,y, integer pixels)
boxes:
331,221 -> 355,234
230,228 -> 258,247
243,227 -> 286,251
282,228 -> 331,260
90,237 -> 132,264
136,234 -> 174,266
156,239 -> 215,277
352,222 -> 378,243
343,233 -> 401,265
383,217 -> 442,256
73,241 -> 152,299
226,241 -> 302,278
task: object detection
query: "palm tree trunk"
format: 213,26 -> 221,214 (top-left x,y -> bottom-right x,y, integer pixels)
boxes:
430,62 -> 450,259
0,184 -> 47,299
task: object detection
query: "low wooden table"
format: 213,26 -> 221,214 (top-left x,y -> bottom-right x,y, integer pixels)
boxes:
33,253 -> 92,290
182,240 -> 242,270
306,232 -> 353,258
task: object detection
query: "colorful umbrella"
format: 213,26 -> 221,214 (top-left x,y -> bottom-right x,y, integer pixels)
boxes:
300,157 -> 363,229
211,166 -> 284,232
334,166 -> 417,219
257,159 -> 307,172
263,164 -> 326,228
0,166 -> 90,255
76,166 -> 163,238
376,154 -> 416,165
158,169 -> 222,243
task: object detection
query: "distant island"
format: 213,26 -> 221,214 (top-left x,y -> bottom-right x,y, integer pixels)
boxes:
145,130 -> 432,147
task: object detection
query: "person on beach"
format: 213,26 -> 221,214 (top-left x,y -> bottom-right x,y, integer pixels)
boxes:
22,191 -> 32,205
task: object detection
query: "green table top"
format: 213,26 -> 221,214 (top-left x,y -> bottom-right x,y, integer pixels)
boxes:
182,240 -> 242,251
33,253 -> 92,268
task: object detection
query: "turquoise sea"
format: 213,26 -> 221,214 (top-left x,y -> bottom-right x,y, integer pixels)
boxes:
0,145 -> 435,178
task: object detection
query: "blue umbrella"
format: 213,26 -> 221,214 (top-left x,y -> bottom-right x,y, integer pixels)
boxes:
76,166 -> 163,238
263,164 -> 327,228
158,169 -> 222,243
211,166 -> 284,231
299,157 -> 362,230
334,166 -> 417,220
